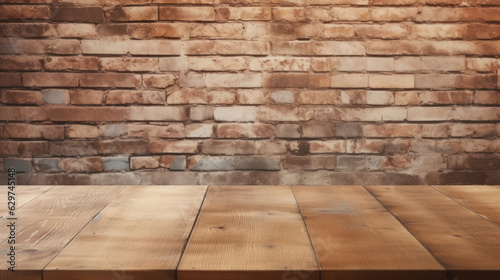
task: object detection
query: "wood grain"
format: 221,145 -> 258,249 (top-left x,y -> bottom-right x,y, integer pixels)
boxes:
178,185 -> 319,280
44,185 -> 207,280
365,185 -> 500,280
0,185 -> 123,280
433,185 -> 500,227
293,185 -> 445,280
1,185 -> 52,218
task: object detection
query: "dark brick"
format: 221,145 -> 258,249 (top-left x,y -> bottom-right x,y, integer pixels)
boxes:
335,123 -> 362,138
51,7 -> 103,23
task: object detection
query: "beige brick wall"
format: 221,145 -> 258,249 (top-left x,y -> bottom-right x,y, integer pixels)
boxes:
0,0 -> 499,185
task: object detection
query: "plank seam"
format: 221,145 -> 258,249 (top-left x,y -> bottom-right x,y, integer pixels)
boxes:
429,185 -> 500,229
175,184 -> 210,279
361,185 -> 449,274
40,185 -> 127,278
290,185 -> 322,280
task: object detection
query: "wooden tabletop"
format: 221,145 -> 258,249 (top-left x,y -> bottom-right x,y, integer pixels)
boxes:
1,185 -> 499,280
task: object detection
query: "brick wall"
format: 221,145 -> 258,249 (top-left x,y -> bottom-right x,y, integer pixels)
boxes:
0,0 -> 499,185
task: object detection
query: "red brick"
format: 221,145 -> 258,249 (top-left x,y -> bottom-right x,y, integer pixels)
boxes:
322,24 -> 355,39
272,7 -> 306,22
394,91 -> 419,105
70,90 -> 103,105
150,140 -> 199,154
143,74 -> 177,88
168,89 -> 235,105
1,90 -> 42,105
415,7 -> 500,22
450,123 -> 497,138
5,124 -> 64,140
99,139 -> 149,154
312,41 -> 365,56
216,123 -> 274,139
263,73 -> 330,88
331,8 -> 370,21
0,73 -> 21,87
159,7 -> 215,21
455,75 -> 497,89
283,156 -> 336,171
0,5 -> 50,20
301,121 -> 335,138
422,124 -> 451,138
0,23 -> 57,38
0,141 -> 48,156
60,157 -> 103,172
237,89 -> 268,105
466,58 -> 500,72
371,8 -> 418,21
371,0 -> 417,4
362,124 -> 420,138
80,73 -> 141,88
44,57 -> 99,71
109,6 -> 158,22
355,139 -> 410,154
130,40 -> 181,55
106,90 -> 165,105
101,57 -> 157,72
23,73 -> 79,87
355,24 -> 408,39
421,56 -> 465,72
130,156 -> 160,170
47,107 -> 128,122
224,7 -> 271,20
191,23 -> 244,38
411,24 -> 466,39
127,124 -> 185,138
0,107 -> 47,121
0,56 -> 42,71
185,123 -> 213,138
51,7 -> 103,23
65,125 -> 99,139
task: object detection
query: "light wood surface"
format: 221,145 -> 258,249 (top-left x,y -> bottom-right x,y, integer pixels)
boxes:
293,185 -> 445,280
178,185 -> 319,280
365,185 -> 500,280
0,185 -> 52,218
433,185 -> 500,227
0,185 -> 123,280
44,185 -> 207,280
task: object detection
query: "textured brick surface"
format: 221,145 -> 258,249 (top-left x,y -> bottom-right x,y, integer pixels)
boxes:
0,0 -> 499,185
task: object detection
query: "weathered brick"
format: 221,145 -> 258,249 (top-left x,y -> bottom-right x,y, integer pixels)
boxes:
301,121 -> 335,138
412,24 -> 466,39
312,41 -> 365,55
259,106 -> 313,122
42,89 -> 70,105
0,23 -> 57,38
0,5 -> 50,20
185,123 -> 213,138
395,57 -> 420,72
454,107 -> 500,121
191,23 -> 244,38
415,74 -> 456,89
70,90 -> 103,105
466,58 -> 500,72
60,157 -> 103,172
0,141 -> 48,157
310,140 -> 346,153
422,124 -> 451,138
371,7 -> 418,21
270,91 -> 294,104
102,156 -> 129,172
189,156 -> 234,171
101,57 -> 158,72
33,158 -> 61,173
335,123 -> 362,138
5,124 -> 64,140
297,91 -> 337,105
188,57 -> 246,72
128,107 -> 188,121
202,140 -> 256,155
394,91 -> 419,105
283,156 -> 336,170
106,90 -> 165,105
263,73 -> 330,88
144,74 -> 177,89
366,91 -> 394,105
1,90 -> 42,105
80,73 -> 141,88
369,74 -> 414,89
130,156 -> 160,170
363,124 -> 420,138
159,7 -> 215,21
256,140 -> 287,155
214,106 -> 257,122
276,124 -> 301,138
367,57 -> 395,72
127,124 -> 185,139
474,91 -> 500,105
99,139 -> 149,155
109,6 -> 158,22
48,107 -> 128,122
331,74 -> 368,88
150,140 -> 198,154
216,123 -> 274,139
23,73 -> 78,88
250,57 -> 309,72
355,24 -> 408,39
322,24 -> 355,39
66,125 -> 99,139
186,40 -> 269,55
56,23 -> 97,38
4,158 -> 32,172
455,74 -> 497,89
49,141 -> 99,156
190,106 -> 214,121
224,7 -> 272,20
419,91 -> 473,105
421,56 -> 465,72
237,89 -> 268,105
331,7 -> 370,21
203,73 -> 260,88
0,107 -> 47,121
408,107 -> 454,121
450,123 -> 497,138
44,57 -> 99,71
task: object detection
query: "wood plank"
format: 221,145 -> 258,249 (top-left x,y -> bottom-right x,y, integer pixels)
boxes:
178,185 -> 319,280
44,185 -> 207,280
293,185 -> 445,280
0,185 -> 52,218
433,185 -> 500,226
0,185 -> 124,280
365,185 -> 500,280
